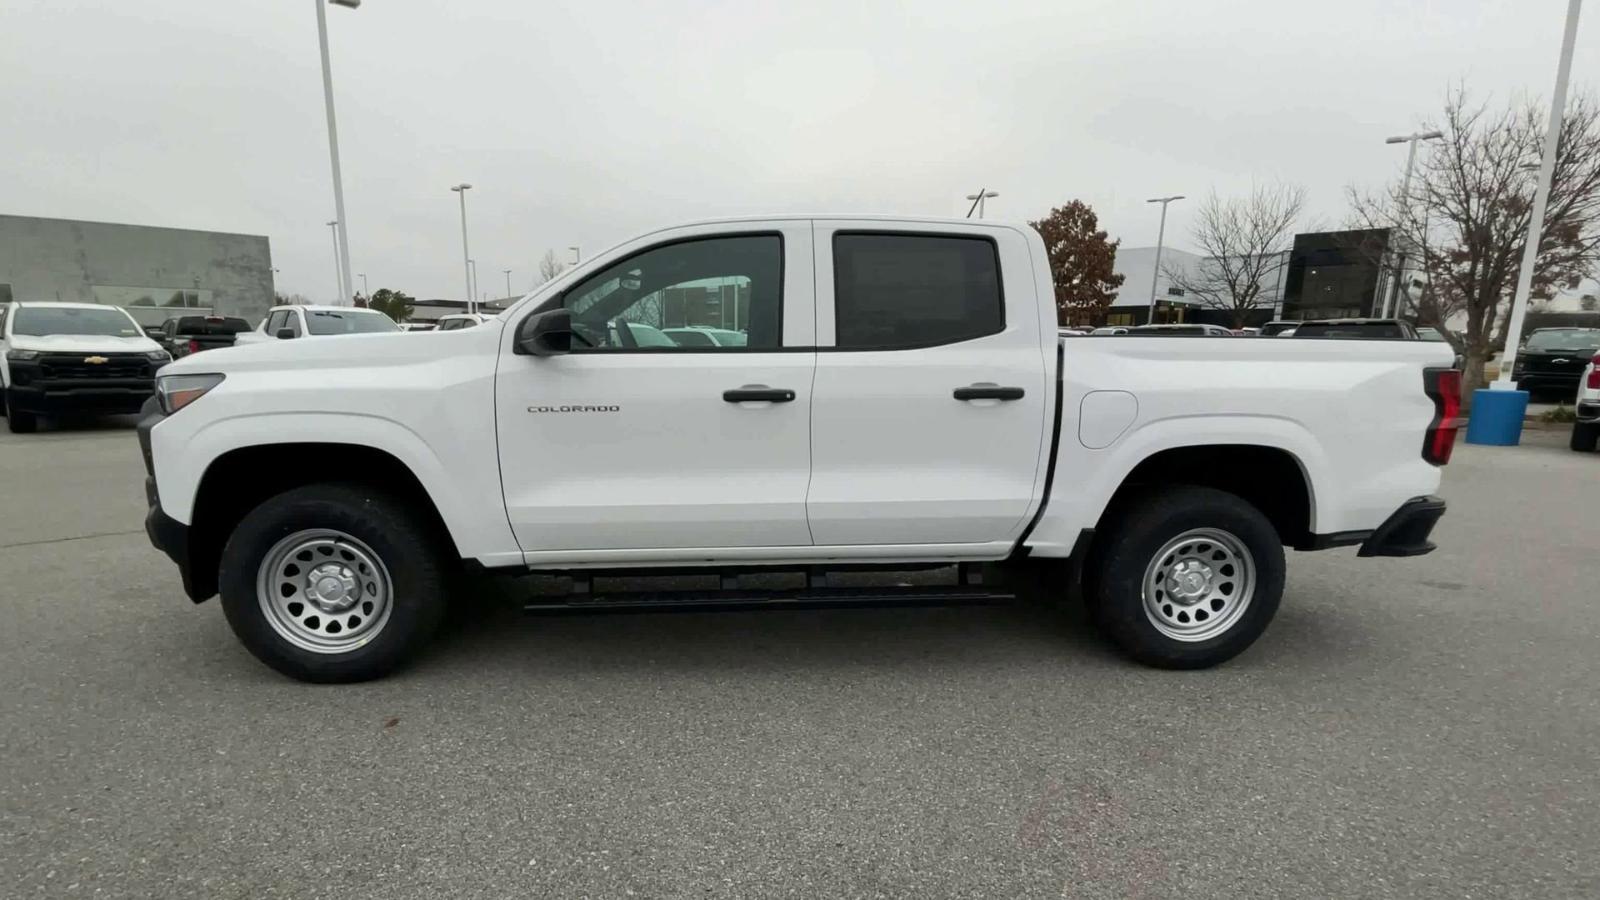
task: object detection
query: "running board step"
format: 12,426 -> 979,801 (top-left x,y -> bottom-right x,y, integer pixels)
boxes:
523,584 -> 1018,616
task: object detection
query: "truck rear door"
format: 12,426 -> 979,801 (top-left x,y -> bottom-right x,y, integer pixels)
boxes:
805,222 -> 1052,546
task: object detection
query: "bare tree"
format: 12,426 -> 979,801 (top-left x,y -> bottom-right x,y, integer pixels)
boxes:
535,249 -> 566,286
1349,86 -> 1600,389
1164,184 -> 1305,328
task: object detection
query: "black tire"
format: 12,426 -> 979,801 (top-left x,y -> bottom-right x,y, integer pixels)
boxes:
1086,486 -> 1285,669
4,390 -> 38,434
1572,421 -> 1600,453
218,484 -> 447,683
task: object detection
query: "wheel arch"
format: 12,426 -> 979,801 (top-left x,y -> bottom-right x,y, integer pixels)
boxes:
1100,443 -> 1317,549
183,442 -> 463,602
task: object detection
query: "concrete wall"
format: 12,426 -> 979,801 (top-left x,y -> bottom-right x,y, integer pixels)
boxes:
0,215 -> 274,325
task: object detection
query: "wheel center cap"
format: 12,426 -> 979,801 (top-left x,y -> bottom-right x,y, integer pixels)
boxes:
1166,560 -> 1213,601
306,563 -> 358,611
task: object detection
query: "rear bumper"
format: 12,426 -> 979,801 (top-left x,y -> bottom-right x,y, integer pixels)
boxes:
1357,495 -> 1447,558
1578,400 -> 1600,424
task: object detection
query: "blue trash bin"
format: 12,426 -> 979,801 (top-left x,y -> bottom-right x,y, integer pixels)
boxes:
1464,388 -> 1528,446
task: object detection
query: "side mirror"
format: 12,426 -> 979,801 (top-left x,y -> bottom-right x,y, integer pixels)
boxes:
516,308 -> 577,356
275,328 -> 296,340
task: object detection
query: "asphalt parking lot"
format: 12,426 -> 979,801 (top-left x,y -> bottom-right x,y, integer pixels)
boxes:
3,420 -> 1597,899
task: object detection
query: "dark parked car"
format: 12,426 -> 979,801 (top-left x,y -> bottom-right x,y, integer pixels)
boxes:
159,315 -> 254,358
1290,318 -> 1420,340
1259,320 -> 1298,336
1513,327 -> 1600,400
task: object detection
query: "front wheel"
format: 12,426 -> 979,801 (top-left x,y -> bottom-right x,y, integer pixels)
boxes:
218,484 -> 447,683
4,390 -> 38,433
1572,420 -> 1600,452
1087,486 -> 1285,669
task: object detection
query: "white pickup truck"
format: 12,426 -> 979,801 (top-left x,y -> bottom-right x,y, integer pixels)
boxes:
139,216 -> 1459,683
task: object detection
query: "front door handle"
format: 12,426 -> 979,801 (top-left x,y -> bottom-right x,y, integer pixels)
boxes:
723,386 -> 796,403
954,384 -> 1025,401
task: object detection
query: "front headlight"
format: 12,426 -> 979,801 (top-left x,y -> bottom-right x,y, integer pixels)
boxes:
145,349 -> 171,362
156,373 -> 225,415
6,349 -> 39,361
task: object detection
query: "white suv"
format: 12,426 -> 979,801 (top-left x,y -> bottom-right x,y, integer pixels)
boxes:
1573,353 -> 1600,452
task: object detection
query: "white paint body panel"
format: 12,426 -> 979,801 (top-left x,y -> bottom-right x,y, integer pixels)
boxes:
150,215 -> 1453,572
807,220 -> 1053,545
1024,337 -> 1452,556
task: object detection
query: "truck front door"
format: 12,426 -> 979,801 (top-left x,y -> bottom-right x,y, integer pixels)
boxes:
805,223 -> 1052,547
494,223 -> 817,556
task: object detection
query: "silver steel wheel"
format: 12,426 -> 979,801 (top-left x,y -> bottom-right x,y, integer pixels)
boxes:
1141,527 -> 1255,642
256,529 -> 394,654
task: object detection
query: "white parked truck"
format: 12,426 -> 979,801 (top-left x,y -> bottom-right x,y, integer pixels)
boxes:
3,302 -> 171,433
140,216 -> 1459,682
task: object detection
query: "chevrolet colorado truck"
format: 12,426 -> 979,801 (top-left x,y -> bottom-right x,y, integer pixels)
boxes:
2,301 -> 170,433
139,216 -> 1458,683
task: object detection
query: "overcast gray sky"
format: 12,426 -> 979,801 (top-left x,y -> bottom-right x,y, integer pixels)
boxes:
2,0 -> 1595,302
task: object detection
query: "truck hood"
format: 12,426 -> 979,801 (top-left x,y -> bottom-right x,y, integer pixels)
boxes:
160,325 -> 501,376
8,333 -> 163,354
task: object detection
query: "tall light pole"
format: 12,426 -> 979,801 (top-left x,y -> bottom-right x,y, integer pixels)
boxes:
503,268 -> 513,299
326,220 -> 344,303
451,183 -> 474,314
1498,0 -> 1585,388
1146,195 -> 1184,324
316,0 -> 360,305
468,259 -> 479,315
357,272 -> 369,299
1382,130 -> 1445,317
965,190 -> 998,219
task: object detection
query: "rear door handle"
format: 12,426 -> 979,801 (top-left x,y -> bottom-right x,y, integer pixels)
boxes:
723,386 -> 796,403
953,384 -> 1025,401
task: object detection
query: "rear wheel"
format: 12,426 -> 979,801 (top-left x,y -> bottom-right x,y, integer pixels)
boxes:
1086,486 -> 1285,669
1572,420 -> 1600,453
218,484 -> 447,683
4,390 -> 38,433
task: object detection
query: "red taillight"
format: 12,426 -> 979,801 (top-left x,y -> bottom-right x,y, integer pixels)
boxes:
1587,354 -> 1600,390
1423,367 -> 1462,466
187,339 -> 201,355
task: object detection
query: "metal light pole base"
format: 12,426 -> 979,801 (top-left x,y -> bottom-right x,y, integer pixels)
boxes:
1464,386 -> 1529,446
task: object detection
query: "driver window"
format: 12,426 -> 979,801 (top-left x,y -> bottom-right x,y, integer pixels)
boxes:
560,234 -> 782,350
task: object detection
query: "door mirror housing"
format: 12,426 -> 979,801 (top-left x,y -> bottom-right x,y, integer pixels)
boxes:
275,328 -> 296,340
516,308 -> 576,356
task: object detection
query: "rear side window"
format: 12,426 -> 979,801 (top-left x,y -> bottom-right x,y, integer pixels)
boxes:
833,233 -> 1002,349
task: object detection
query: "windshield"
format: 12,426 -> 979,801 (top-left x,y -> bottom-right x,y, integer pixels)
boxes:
12,306 -> 141,338
1525,328 -> 1600,351
305,310 -> 400,335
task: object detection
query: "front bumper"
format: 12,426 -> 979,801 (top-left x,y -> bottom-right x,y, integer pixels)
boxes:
6,355 -> 157,415
6,381 -> 154,415
138,401 -> 210,603
1357,495 -> 1447,558
1513,372 -> 1582,394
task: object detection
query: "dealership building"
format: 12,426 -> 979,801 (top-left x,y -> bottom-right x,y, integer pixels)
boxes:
1103,228 -> 1405,327
0,214 -> 275,329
